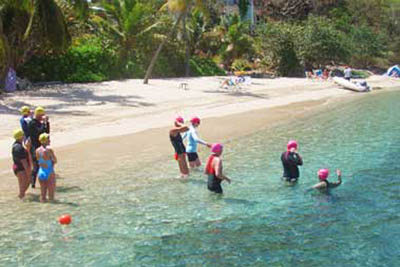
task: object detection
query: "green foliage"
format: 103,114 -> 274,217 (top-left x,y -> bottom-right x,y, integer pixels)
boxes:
238,0 -> 249,19
297,16 -> 350,66
18,37 -> 118,83
190,57 -> 225,76
351,70 -> 371,79
256,22 -> 302,76
348,24 -> 386,67
231,58 -> 252,71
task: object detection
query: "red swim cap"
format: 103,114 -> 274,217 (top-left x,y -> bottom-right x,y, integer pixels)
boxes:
190,116 -> 200,125
175,116 -> 184,124
287,140 -> 298,151
318,169 -> 329,180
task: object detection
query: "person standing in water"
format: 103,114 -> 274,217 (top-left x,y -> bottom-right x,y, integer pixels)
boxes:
11,129 -> 31,199
183,116 -> 211,169
312,169 -> 342,191
169,116 -> 190,178
36,133 -> 57,202
28,107 -> 50,188
205,143 -> 231,194
281,140 -> 303,183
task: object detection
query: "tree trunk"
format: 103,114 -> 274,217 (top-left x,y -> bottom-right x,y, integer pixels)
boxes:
183,8 -> 190,77
143,13 -> 184,84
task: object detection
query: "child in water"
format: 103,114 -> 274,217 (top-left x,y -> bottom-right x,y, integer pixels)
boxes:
36,133 -> 57,202
182,116 -> 211,169
205,143 -> 231,194
169,116 -> 190,178
312,169 -> 342,191
281,140 -> 303,183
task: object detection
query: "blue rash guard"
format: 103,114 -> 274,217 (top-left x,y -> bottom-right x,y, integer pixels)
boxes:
182,125 -> 207,153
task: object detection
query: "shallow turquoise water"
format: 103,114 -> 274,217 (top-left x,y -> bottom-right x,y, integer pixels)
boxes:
1,91 -> 400,266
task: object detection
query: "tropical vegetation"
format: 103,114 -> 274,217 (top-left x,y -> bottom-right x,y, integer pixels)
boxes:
0,0 -> 399,86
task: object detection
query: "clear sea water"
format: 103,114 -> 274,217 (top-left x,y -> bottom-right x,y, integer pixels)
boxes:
1,90 -> 400,266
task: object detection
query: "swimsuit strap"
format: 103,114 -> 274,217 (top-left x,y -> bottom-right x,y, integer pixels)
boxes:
205,155 -> 216,175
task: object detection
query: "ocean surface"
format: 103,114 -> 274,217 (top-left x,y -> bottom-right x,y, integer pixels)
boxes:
1,90 -> 400,266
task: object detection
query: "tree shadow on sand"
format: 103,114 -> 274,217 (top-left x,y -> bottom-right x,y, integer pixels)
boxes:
0,83 -> 155,115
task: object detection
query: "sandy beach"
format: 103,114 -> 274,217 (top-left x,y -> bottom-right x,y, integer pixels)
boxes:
0,75 -> 399,190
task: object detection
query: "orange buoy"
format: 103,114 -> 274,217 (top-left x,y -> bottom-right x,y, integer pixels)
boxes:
58,214 -> 72,225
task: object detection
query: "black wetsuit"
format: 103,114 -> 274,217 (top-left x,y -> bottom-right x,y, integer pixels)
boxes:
281,151 -> 303,182
208,174 -> 222,194
28,118 -> 50,187
12,141 -> 28,175
170,133 -> 186,155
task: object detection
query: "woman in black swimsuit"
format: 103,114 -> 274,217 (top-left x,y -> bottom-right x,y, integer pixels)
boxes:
169,116 -> 189,178
11,129 -> 31,199
312,169 -> 342,191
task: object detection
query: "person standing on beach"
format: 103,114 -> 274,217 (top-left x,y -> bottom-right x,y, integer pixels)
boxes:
11,129 -> 31,199
281,140 -> 303,183
36,133 -> 57,202
170,116 -> 190,178
182,117 -> 211,169
205,143 -> 231,194
312,169 -> 342,191
344,66 -> 352,81
19,106 -> 32,141
28,107 -> 50,188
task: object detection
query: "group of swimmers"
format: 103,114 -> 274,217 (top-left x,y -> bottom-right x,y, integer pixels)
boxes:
11,106 -> 57,202
11,107 -> 341,200
170,116 -> 342,193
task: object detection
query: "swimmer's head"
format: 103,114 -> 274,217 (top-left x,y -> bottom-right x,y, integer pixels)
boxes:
175,116 -> 184,126
34,106 -> 45,118
190,117 -> 200,126
318,169 -> 329,180
287,140 -> 298,151
39,133 -> 50,145
211,143 -> 223,155
13,129 -> 24,141
20,106 -> 30,116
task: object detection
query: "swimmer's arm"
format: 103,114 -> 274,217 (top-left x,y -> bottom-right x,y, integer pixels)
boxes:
49,148 -> 57,164
215,159 -> 231,183
170,126 -> 189,135
296,153 -> 303,166
329,170 -> 342,188
312,182 -> 327,190
192,130 -> 208,146
24,139 -> 33,168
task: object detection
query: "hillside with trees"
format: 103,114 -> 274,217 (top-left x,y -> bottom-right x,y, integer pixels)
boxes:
0,0 -> 399,86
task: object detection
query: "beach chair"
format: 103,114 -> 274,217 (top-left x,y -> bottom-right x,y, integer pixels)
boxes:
241,76 -> 252,89
219,77 -> 242,91
179,82 -> 189,90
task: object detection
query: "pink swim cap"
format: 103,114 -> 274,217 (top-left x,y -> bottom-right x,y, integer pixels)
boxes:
190,116 -> 200,125
175,116 -> 184,124
318,169 -> 329,180
211,143 -> 223,154
287,140 -> 298,151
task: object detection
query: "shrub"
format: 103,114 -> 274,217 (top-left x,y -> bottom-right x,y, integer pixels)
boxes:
190,57 -> 225,76
19,38 -> 118,83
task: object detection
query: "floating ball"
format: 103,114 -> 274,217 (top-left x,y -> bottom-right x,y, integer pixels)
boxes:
58,214 -> 72,225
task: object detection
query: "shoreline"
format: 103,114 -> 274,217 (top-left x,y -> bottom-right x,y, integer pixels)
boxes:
0,76 -> 399,191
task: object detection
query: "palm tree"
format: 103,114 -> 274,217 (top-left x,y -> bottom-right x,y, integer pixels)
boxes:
143,0 -> 207,84
94,0 -> 157,75
0,0 -> 87,79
